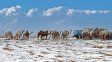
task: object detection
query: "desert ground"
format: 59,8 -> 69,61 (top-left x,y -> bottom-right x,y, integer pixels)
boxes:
0,38 -> 112,62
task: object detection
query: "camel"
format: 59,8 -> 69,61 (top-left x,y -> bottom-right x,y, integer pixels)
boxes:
90,28 -> 106,40
109,32 -> 112,40
37,30 -> 50,40
50,30 -> 61,40
82,28 -> 93,40
73,30 -> 83,39
13,32 -> 19,40
23,31 -> 33,40
61,30 -> 72,39
98,30 -> 110,40
90,28 -> 99,39
4,31 -> 13,40
13,29 -> 25,40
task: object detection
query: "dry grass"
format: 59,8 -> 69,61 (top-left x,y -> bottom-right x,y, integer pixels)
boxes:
107,45 -> 112,48
104,52 -> 112,56
56,60 -> 64,62
56,55 -> 63,58
3,47 -> 13,51
92,45 -> 103,49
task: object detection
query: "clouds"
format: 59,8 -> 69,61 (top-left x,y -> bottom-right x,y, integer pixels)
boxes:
0,5 -> 112,17
42,6 -> 112,16
99,10 -> 111,14
26,8 -> 38,17
79,10 -> 97,15
43,6 -> 62,16
0,5 -> 21,16
73,10 -> 111,15
66,9 -> 112,15
66,9 -> 74,16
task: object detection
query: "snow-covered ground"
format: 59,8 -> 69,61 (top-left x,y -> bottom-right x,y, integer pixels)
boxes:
0,38 -> 112,62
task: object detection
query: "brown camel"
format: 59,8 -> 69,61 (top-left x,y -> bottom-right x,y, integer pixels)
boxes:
37,30 -> 50,40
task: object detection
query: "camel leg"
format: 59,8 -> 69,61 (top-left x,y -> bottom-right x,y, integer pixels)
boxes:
41,36 -> 42,40
61,36 -> 63,39
82,35 -> 84,39
46,36 -> 47,40
62,36 -> 63,39
63,36 -> 64,39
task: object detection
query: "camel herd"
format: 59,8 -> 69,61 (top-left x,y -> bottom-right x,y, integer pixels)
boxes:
3,29 -> 33,40
74,28 -> 112,40
1,29 -> 72,40
1,28 -> 112,40
37,30 -> 72,40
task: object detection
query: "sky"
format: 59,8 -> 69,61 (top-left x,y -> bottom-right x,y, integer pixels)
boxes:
0,0 -> 112,33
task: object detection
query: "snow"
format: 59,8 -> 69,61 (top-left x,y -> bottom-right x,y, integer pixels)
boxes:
0,38 -> 112,62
